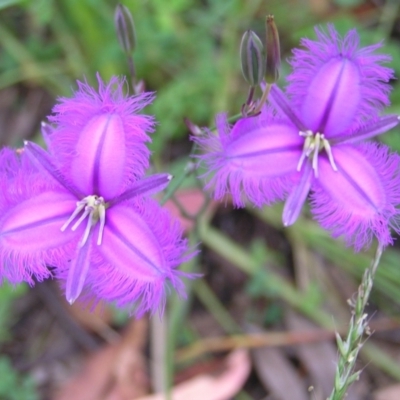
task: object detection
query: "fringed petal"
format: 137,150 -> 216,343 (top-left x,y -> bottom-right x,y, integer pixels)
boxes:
193,111 -> 303,207
300,57 -> 361,136
69,113 -> 128,197
73,199 -> 189,315
0,190 -> 79,284
310,143 -> 400,250
48,74 -> 155,192
286,25 -> 394,136
0,149 -> 79,284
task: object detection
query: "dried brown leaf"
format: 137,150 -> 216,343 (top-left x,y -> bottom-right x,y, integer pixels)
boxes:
163,188 -> 217,231
374,384 -> 400,400
137,349 -> 250,400
53,318 -> 149,400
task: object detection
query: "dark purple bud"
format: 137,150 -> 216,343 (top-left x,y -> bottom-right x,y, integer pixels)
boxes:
114,4 -> 136,54
265,15 -> 281,83
240,30 -> 265,86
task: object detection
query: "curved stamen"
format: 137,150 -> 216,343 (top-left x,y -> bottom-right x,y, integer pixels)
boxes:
297,130 -> 338,176
72,206 -> 92,231
61,195 -> 107,247
322,137 -> 338,172
80,210 -> 95,247
61,201 -> 86,231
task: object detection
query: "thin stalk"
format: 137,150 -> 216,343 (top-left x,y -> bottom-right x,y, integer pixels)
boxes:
252,83 -> 271,115
328,245 -> 383,400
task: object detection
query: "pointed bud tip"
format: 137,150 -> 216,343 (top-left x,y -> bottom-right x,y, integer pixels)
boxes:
168,174 -> 173,181
240,30 -> 265,86
265,14 -> 281,84
114,3 -> 136,54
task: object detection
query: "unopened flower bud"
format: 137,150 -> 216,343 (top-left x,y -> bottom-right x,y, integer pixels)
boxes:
114,4 -> 136,54
240,30 -> 265,86
265,15 -> 281,83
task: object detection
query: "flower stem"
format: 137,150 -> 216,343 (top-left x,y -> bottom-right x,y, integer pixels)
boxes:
252,83 -> 271,115
328,244 -> 383,400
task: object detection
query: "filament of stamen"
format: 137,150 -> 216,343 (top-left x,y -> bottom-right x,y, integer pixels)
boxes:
61,195 -> 107,246
61,201 -> 86,231
80,211 -> 95,247
297,130 -> 337,176
322,138 -> 338,171
97,204 -> 106,245
72,207 -> 92,231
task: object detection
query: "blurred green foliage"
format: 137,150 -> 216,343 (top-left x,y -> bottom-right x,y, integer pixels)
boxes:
0,283 -> 37,400
0,356 -> 38,400
0,283 -> 27,341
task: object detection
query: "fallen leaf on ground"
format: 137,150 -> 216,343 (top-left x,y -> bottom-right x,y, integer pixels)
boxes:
248,324 -> 308,400
374,384 -> 400,400
136,349 -> 250,400
163,188 -> 217,231
53,318 -> 149,400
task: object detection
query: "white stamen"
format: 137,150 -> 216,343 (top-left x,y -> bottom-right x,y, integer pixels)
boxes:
72,207 -> 92,231
61,195 -> 107,246
80,211 -> 95,247
323,137 -> 338,171
61,201 -> 86,231
297,130 -> 337,177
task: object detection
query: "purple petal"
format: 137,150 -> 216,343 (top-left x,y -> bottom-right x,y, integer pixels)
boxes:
66,241 -> 92,304
24,141 -> 82,197
47,75 -> 155,196
69,113 -> 128,197
269,85 -> 306,131
332,115 -> 400,145
110,173 -> 172,206
300,57 -> 361,136
311,143 -> 400,250
0,190 -> 78,250
287,25 -> 394,136
83,200 -> 189,315
0,189 -> 79,284
282,162 -> 313,226
193,111 -> 303,207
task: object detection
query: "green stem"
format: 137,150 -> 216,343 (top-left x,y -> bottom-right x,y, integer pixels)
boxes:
328,245 -> 383,400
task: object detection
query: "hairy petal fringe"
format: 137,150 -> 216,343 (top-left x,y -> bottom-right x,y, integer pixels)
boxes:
193,111 -> 302,207
310,143 -> 400,250
286,24 -> 394,133
56,198 -> 190,315
0,150 -> 77,284
47,74 -> 155,187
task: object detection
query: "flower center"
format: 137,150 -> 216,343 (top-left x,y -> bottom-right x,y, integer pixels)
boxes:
297,130 -> 337,177
61,195 -> 107,247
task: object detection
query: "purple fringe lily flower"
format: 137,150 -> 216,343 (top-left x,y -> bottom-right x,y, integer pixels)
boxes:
0,76 -> 189,315
195,26 -> 400,249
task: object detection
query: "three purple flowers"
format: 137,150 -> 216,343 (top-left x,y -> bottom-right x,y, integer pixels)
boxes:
0,76 -> 189,315
195,26 -> 400,250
